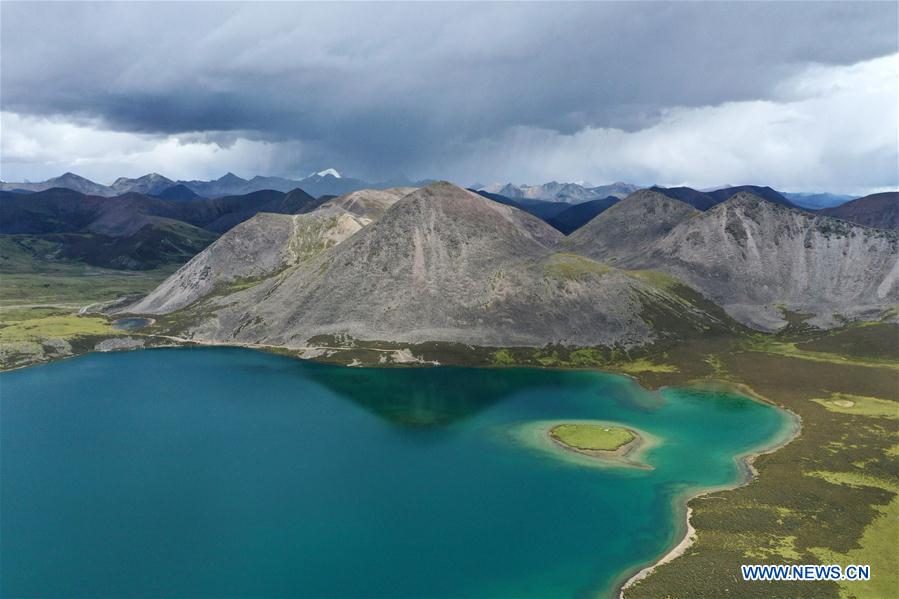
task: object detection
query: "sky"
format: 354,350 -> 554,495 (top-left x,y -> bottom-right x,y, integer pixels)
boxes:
1,1 -> 897,194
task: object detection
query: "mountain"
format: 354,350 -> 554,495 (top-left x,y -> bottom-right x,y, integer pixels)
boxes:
571,192 -> 898,329
57,218 -> 216,270
547,196 -> 620,234
707,185 -> 797,209
318,188 -> 416,222
479,181 -> 640,204
784,192 -> 856,210
651,185 -> 801,211
565,190 -> 700,261
0,187 -> 325,236
524,182 -> 599,203
295,173 -> 431,198
110,173 -> 175,196
291,173 -> 370,197
173,188 -> 322,233
129,187 -> 419,314
0,186 -> 327,269
155,184 -> 202,202
0,173 -> 116,196
819,192 -> 898,230
0,188 -> 109,234
130,182 -> 732,348
0,189 -> 216,269
650,186 -> 719,210
178,172 -> 251,198
129,209 -> 369,314
2,170 -> 424,201
174,170 -> 426,198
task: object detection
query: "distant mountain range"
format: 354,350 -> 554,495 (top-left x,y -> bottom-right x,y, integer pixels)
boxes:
0,170 -> 431,200
478,181 -> 639,203
0,186 -> 329,269
1,172 -> 120,197
2,172 -> 887,223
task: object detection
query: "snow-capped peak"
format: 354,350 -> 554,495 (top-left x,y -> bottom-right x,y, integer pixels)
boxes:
310,168 -> 341,179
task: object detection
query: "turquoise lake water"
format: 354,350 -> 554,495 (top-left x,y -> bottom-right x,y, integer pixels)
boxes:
0,347 -> 791,598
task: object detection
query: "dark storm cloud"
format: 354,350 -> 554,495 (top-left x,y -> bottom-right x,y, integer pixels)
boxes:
1,1 -> 897,181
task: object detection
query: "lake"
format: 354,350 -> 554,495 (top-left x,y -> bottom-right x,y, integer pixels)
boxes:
0,347 -> 792,598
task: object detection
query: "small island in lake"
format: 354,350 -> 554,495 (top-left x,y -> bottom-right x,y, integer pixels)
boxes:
549,423 -> 637,454
511,419 -> 658,470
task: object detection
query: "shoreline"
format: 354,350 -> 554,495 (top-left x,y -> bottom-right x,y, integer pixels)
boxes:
614,386 -> 802,598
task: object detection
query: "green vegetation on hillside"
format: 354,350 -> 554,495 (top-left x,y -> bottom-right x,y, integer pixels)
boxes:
0,307 -> 121,370
542,252 -> 610,280
0,243 -> 176,368
0,227 -> 215,272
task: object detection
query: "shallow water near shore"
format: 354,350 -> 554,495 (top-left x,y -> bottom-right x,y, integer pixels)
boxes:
0,347 -> 791,598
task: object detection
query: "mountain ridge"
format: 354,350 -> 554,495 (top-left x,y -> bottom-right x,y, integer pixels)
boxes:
129,182 -> 735,348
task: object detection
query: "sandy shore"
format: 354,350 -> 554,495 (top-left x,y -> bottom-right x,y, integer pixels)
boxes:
619,506 -> 697,593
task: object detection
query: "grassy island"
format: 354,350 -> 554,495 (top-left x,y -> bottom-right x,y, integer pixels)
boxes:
511,419 -> 657,470
549,423 -> 636,452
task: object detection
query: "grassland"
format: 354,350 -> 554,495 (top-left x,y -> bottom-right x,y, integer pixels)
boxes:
619,321 -> 898,599
542,252 -> 611,280
549,423 -> 636,452
0,252 -> 174,369
0,307 -> 124,370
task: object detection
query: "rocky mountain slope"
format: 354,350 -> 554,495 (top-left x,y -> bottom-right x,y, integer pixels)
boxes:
572,192 -> 898,329
129,187 -> 417,313
565,190 -> 701,260
131,183 -> 733,348
129,209 -> 368,314
819,192 -> 898,230
318,187 -> 416,222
